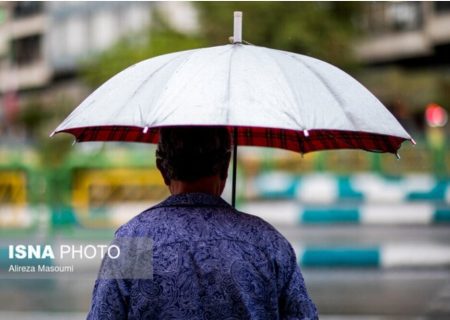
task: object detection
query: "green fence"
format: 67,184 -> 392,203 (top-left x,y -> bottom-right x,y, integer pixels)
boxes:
0,135 -> 448,232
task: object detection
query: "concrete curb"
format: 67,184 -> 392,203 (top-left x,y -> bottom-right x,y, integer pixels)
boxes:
296,245 -> 450,268
250,173 -> 450,203
239,201 -> 450,225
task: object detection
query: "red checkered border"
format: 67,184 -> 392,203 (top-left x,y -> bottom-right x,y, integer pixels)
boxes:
56,125 -> 410,155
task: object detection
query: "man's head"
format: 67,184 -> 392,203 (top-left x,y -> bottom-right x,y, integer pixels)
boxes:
156,126 -> 231,194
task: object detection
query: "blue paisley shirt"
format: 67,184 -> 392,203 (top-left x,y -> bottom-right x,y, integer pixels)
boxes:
88,193 -> 318,319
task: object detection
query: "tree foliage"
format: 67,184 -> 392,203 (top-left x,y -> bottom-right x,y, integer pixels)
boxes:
195,2 -> 363,68
81,2 -> 363,88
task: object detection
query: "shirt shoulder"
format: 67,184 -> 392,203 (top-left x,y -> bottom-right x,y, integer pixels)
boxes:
114,200 -> 292,256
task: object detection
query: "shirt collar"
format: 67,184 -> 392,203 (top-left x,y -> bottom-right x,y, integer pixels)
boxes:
154,192 -> 232,209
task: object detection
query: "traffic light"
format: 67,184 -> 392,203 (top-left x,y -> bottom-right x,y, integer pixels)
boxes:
425,103 -> 448,128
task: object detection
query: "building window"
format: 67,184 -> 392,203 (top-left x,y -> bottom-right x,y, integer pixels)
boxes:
11,34 -> 42,66
364,2 -> 422,35
388,2 -> 422,31
12,1 -> 43,19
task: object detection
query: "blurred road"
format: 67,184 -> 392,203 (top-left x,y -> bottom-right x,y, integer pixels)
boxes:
1,269 -> 449,319
304,269 -> 450,319
278,224 -> 450,319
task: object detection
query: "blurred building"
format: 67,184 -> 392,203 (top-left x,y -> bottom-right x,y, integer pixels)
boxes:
0,1 -> 197,139
0,2 -> 154,90
1,1 -> 447,142
357,1 -> 450,67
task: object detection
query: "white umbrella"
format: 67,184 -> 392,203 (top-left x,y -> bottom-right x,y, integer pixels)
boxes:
53,12 -> 413,206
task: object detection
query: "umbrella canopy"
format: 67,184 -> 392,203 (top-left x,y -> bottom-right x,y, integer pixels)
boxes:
53,40 -> 411,155
53,12 -> 413,206
53,12 -> 413,205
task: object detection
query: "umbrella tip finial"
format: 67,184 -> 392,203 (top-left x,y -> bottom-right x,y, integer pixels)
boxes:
49,131 -> 55,138
233,11 -> 242,44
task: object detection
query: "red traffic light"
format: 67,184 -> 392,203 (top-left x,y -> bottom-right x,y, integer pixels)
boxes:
425,103 -> 447,127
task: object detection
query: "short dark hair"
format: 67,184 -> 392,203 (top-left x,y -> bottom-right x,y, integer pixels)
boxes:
156,126 -> 231,181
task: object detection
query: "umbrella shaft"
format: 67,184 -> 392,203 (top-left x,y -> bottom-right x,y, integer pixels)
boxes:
231,128 -> 238,208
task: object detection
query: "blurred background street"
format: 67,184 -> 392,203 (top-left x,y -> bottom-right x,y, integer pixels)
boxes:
0,1 -> 450,319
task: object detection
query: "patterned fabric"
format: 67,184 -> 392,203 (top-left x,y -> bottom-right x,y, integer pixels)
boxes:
60,125 -> 407,155
87,193 -> 318,320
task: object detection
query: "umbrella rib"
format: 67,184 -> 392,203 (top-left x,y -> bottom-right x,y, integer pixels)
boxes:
130,51 -> 190,101
154,46 -> 234,125
281,52 -> 360,131
122,51 -> 195,128
259,47 -> 306,130
225,46 -> 237,123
